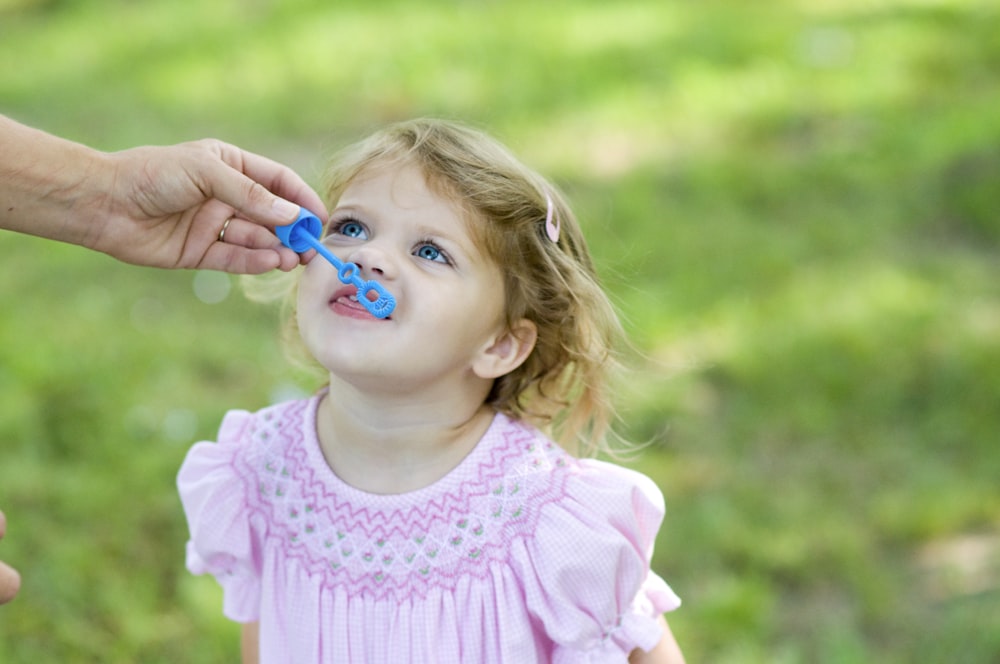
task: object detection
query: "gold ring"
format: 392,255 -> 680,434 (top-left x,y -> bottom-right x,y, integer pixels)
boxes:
218,217 -> 234,242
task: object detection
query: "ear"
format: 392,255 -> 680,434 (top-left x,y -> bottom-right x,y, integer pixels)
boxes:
472,318 -> 538,380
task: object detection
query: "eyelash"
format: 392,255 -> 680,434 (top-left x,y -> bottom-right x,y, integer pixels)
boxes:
326,218 -> 453,266
414,238 -> 451,265
328,218 -> 366,239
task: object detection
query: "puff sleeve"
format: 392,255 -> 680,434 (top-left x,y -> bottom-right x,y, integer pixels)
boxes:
177,410 -> 263,623
510,460 -> 681,663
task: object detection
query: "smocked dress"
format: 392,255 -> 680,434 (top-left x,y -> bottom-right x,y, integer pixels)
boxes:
177,394 -> 680,663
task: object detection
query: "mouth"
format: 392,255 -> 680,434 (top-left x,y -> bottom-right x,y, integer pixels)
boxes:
329,286 -> 392,320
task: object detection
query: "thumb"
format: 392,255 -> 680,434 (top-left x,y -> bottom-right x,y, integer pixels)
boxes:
207,163 -> 302,229
202,142 -> 327,227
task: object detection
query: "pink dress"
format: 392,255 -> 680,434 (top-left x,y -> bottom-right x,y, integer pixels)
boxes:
178,394 -> 680,663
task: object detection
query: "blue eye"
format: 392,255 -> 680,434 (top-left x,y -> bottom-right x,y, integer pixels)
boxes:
415,242 -> 449,264
336,220 -> 367,239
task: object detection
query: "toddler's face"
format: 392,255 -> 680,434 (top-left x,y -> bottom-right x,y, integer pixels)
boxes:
296,161 -> 509,393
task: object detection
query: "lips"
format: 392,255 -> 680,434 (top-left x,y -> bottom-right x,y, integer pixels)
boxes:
328,285 -> 391,320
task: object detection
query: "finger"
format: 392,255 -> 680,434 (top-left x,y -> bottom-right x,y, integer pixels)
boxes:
0,559 -> 20,605
208,144 -> 328,227
0,510 -> 19,605
215,217 -> 302,271
199,242 -> 300,274
198,159 -> 298,229
219,217 -> 291,250
236,149 -> 329,219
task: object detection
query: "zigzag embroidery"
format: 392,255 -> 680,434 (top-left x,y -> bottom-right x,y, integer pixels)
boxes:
229,396 -> 573,601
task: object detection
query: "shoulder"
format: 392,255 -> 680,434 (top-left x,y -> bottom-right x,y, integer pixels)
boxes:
489,416 -> 665,545
536,458 -> 665,553
220,394 -> 315,453
572,459 -> 666,520
178,395 -> 316,488
236,394 -> 314,439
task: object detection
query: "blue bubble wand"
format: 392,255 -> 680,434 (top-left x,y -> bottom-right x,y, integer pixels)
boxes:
276,209 -> 396,319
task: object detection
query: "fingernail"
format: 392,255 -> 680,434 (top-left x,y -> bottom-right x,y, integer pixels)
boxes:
272,197 -> 300,220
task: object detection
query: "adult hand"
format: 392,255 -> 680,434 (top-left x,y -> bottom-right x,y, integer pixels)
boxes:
1,115 -> 327,274
0,509 -> 20,605
94,139 -> 328,273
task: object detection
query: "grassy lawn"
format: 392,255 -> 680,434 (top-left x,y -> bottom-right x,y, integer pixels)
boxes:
2,0 -> 999,661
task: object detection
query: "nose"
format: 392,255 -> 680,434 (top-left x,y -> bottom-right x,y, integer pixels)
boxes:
346,244 -> 396,280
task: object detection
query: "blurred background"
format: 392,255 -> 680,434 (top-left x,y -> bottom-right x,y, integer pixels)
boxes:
1,0 -> 999,661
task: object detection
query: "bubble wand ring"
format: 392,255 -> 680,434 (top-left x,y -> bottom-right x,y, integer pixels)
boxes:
276,209 -> 396,319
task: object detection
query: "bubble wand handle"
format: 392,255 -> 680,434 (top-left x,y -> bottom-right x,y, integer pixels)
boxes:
275,210 -> 396,319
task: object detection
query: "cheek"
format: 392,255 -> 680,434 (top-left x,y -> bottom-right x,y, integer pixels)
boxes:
295,274 -> 326,331
297,265 -> 326,305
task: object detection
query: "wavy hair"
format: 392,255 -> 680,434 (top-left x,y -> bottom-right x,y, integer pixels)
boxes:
254,119 -> 630,457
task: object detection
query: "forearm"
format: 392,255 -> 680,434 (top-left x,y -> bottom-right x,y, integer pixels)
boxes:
0,115 -> 113,248
241,621 -> 260,664
629,615 -> 686,664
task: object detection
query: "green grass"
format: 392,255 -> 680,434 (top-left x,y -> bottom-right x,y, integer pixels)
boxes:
2,0 -> 999,662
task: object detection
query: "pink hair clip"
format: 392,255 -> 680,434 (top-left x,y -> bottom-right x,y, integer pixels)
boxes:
544,192 -> 560,243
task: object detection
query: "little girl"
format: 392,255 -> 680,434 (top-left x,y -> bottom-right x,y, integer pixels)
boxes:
178,119 -> 684,663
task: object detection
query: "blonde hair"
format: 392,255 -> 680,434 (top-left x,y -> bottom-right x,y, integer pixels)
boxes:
259,119 -> 630,457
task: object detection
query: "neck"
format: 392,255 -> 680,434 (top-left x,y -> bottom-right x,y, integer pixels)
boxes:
314,375 -> 495,494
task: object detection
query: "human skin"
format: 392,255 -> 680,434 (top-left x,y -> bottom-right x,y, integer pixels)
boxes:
0,510 -> 19,604
0,114 -> 328,606
1,114 -> 328,274
241,161 -> 685,662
